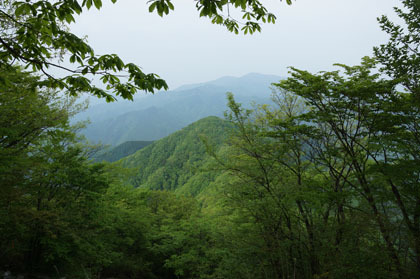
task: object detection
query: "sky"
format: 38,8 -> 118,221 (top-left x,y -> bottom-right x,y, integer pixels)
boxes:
70,0 -> 401,89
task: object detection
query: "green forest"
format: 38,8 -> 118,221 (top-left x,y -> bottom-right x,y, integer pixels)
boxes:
1,0 -> 420,278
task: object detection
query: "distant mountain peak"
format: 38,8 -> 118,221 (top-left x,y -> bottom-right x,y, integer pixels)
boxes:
174,73 -> 282,92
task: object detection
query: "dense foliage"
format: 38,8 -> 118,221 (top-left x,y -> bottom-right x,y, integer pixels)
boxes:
215,60 -> 419,278
0,67 -> 112,274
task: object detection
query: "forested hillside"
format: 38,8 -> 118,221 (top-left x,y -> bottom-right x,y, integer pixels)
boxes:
119,116 -> 232,196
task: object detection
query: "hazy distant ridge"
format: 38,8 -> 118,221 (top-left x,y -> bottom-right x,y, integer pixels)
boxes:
78,73 -> 282,145
94,140 -> 154,162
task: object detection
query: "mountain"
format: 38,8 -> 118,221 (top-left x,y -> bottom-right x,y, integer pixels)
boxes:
173,73 -> 281,93
118,116 -> 232,196
94,140 -> 154,162
76,73 -> 282,145
82,106 -> 183,144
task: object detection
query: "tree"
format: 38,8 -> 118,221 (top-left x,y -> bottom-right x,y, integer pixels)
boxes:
0,67 -> 112,274
0,66 -> 73,206
0,0 -> 287,101
374,0 -> 420,99
214,58 -> 420,278
276,57 -> 420,278
205,1 -> 420,278
211,86 -> 393,278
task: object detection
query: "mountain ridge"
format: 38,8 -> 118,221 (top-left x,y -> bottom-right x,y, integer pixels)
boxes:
77,73 -> 282,145
94,140 -> 154,162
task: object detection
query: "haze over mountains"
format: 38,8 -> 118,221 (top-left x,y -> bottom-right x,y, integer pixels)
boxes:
76,73 -> 282,145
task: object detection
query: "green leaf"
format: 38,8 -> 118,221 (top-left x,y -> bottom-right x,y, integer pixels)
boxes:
167,0 -> 174,10
85,0 -> 93,9
149,1 -> 157,13
93,0 -> 102,9
14,3 -> 30,17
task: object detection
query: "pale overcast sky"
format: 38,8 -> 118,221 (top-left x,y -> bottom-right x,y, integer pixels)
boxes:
70,0 -> 401,89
